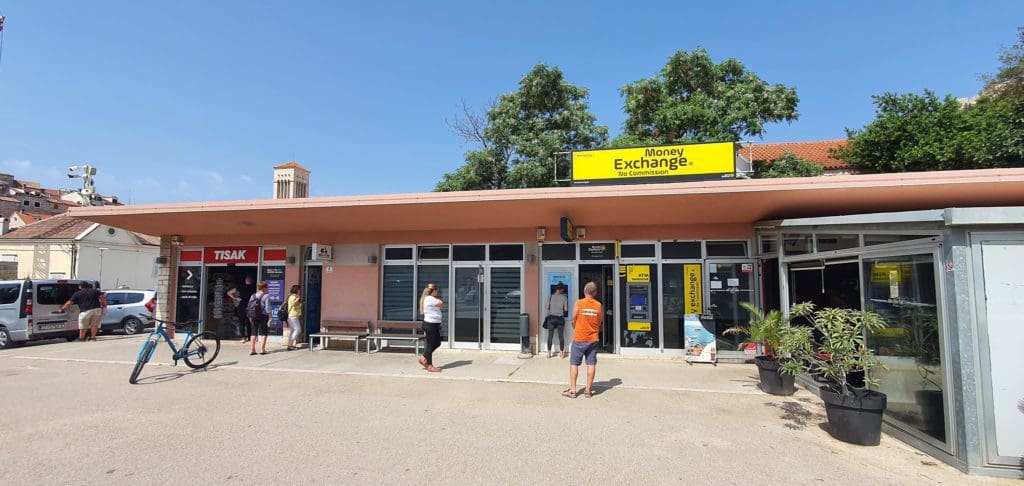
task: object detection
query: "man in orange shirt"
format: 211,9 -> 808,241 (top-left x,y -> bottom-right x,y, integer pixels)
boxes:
563,281 -> 602,399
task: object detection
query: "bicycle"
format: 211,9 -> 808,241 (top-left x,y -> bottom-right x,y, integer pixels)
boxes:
129,317 -> 221,384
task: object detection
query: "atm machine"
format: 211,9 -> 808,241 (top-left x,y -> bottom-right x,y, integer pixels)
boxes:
621,264 -> 658,349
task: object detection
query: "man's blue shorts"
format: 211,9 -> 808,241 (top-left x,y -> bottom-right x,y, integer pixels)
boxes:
570,341 -> 599,366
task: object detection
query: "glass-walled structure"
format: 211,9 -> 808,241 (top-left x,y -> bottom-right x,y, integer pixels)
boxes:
757,207 -> 1024,478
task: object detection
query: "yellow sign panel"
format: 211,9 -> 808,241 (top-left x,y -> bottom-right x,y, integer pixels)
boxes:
870,263 -> 913,283
572,142 -> 736,185
627,265 -> 650,283
627,321 -> 652,332
683,264 -> 703,314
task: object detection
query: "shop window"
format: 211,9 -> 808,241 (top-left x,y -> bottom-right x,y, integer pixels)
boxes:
759,236 -> 778,255
863,234 -> 930,246
418,246 -> 449,260
453,245 -> 485,261
384,247 -> 413,261
541,243 -> 576,261
706,241 -> 748,257
489,244 -> 523,261
620,243 -> 655,258
863,253 -> 946,446
815,234 -> 860,252
783,234 -> 811,255
417,264 -> 450,338
661,241 -> 701,260
381,265 -> 414,321
1,254 -> 16,262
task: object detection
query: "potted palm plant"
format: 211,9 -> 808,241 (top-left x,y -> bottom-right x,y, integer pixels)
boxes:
785,303 -> 888,446
726,302 -> 814,396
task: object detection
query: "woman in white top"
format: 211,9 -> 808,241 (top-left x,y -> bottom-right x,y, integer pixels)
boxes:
418,283 -> 444,372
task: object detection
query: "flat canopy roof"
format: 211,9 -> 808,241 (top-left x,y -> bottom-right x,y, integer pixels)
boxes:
70,168 -> 1024,239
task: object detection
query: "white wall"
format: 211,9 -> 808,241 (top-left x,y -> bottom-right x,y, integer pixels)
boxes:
78,225 -> 159,289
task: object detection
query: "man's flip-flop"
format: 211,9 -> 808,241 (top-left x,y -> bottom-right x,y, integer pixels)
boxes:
561,389 -> 577,398
426,365 -> 442,372
584,390 -> 593,398
417,356 -> 428,369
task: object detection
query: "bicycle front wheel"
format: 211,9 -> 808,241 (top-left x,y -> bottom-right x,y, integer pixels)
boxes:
129,339 -> 157,384
183,331 -> 220,369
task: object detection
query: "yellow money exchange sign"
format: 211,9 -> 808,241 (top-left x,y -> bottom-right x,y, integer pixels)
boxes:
572,142 -> 736,185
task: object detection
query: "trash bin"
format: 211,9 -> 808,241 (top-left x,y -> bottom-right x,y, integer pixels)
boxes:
518,313 -> 531,358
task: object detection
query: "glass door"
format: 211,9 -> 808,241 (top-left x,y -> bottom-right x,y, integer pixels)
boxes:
706,260 -> 756,354
488,266 -> 523,350
452,265 -> 483,349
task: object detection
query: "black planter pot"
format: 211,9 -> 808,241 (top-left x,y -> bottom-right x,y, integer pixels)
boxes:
755,356 -> 795,396
820,385 -> 887,446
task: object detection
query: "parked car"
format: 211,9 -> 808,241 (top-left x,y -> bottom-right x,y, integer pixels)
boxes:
100,289 -> 156,335
0,279 -> 99,349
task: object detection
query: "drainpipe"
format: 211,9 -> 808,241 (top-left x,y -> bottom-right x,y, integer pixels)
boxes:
70,241 -> 78,279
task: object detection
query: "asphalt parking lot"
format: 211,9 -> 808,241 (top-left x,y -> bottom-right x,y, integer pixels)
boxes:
0,336 -> 1010,485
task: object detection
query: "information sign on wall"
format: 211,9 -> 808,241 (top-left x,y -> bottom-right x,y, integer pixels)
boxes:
204,246 -> 260,264
571,142 -> 736,186
175,266 -> 201,323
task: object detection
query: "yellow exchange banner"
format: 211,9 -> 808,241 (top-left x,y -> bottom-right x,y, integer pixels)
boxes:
571,142 -> 736,184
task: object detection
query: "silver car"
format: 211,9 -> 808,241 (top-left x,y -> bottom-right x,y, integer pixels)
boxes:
0,279 -> 97,349
100,289 -> 156,335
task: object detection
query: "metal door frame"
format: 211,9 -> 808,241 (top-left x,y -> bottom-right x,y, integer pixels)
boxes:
705,259 -> 758,357
450,263 -> 484,349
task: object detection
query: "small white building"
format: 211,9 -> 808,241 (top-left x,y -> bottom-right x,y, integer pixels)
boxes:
0,214 -> 160,289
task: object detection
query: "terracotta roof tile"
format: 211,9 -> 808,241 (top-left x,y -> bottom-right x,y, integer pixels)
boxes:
16,211 -> 53,223
743,139 -> 851,169
0,214 -> 93,239
273,160 -> 310,171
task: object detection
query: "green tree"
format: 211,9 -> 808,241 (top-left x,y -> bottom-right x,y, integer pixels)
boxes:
436,64 -> 608,191
617,49 -> 799,145
835,91 -> 973,172
837,28 -> 1024,172
753,151 -> 825,178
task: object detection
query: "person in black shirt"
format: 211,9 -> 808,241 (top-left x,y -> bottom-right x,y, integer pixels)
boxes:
227,276 -> 256,342
59,282 -> 107,341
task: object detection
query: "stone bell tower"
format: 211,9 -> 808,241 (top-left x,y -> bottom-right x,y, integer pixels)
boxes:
273,161 -> 310,199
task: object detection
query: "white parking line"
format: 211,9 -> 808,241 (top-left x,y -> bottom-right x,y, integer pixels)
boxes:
11,355 -> 765,396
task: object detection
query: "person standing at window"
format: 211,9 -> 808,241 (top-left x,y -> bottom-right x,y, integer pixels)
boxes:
545,282 -> 568,358
227,275 -> 256,342
286,285 -> 303,351
248,281 -> 272,356
418,283 -> 444,372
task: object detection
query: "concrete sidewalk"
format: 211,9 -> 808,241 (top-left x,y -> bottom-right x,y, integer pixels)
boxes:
1,335 -> 1011,484
2,334 -> 761,395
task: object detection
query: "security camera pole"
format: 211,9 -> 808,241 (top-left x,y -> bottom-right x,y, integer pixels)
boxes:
67,165 -> 97,206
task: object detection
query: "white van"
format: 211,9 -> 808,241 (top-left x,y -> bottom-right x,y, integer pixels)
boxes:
0,279 -> 100,349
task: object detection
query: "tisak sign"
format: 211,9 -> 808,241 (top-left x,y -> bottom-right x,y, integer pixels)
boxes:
571,142 -> 736,185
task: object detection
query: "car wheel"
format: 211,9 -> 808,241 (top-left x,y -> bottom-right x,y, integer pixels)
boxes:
123,317 -> 143,335
0,327 -> 11,349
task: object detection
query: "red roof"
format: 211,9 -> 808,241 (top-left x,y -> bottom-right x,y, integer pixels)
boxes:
744,139 -> 851,170
273,161 -> 310,171
0,214 -> 93,239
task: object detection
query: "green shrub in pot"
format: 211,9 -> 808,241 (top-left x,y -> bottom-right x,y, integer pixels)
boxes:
726,302 -> 814,396
785,303 -> 889,446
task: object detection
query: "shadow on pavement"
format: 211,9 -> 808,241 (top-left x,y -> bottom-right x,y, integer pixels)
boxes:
441,360 -> 472,370
766,400 -> 826,431
590,377 -> 623,395
133,361 -> 235,385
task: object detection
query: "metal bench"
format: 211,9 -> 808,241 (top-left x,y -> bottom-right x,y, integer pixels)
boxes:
308,319 -> 370,352
366,321 -> 425,355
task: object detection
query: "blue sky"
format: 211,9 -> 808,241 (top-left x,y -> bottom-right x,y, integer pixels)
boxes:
0,1 -> 1020,204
